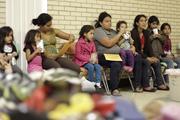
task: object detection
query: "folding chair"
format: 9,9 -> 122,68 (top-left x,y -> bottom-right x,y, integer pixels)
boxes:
103,67 -> 135,93
101,67 -> 111,95
119,70 -> 135,92
150,65 -> 168,87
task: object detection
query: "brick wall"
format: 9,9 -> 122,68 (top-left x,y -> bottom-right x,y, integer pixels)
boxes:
48,0 -> 180,55
0,0 -> 5,27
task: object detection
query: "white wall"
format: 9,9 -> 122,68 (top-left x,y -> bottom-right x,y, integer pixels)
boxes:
6,0 -> 47,71
48,0 -> 180,55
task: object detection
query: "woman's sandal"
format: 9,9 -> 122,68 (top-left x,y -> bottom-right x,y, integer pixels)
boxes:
157,85 -> 169,91
134,87 -> 143,93
111,89 -> 121,96
143,87 -> 156,92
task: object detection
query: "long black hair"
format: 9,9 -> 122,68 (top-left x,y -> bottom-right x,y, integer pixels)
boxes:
32,13 -> 53,26
94,11 -> 111,28
133,14 -> 147,29
0,26 -> 14,51
23,29 -> 41,53
79,25 -> 94,39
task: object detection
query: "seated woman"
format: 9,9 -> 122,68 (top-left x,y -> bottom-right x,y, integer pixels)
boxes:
94,12 -> 124,95
32,13 -> 80,74
131,14 -> 169,91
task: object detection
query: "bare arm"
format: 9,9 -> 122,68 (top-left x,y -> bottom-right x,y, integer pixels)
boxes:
54,28 -> 75,42
99,31 -> 124,48
25,48 -> 41,62
118,38 -> 125,46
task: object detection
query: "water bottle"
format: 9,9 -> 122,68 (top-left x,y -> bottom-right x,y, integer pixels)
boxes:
149,77 -> 154,88
11,57 -> 16,65
36,40 -> 44,53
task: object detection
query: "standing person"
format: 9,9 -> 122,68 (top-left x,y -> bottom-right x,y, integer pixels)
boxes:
160,23 -> 180,68
94,11 -> 124,95
32,13 -> 80,73
116,20 -> 135,72
23,29 -> 43,73
131,14 -> 169,91
74,25 -> 102,88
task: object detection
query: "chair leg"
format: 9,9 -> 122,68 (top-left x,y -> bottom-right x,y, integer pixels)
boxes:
161,73 -> 168,86
120,70 -> 135,92
150,67 -> 156,86
128,74 -> 135,91
151,66 -> 168,87
101,69 -> 111,95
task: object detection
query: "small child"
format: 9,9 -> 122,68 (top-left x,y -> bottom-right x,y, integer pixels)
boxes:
116,21 -> 135,72
23,29 -> 43,73
161,23 -> 180,68
74,25 -> 102,88
0,26 -> 18,65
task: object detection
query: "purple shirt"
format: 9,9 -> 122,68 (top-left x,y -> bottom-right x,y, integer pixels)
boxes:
74,37 -> 96,66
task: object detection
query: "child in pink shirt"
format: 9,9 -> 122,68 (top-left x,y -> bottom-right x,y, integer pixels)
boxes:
74,25 -> 102,88
23,29 -> 43,73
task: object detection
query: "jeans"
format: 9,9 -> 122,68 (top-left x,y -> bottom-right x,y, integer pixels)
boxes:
83,63 -> 102,83
161,58 -> 174,68
133,54 -> 150,88
174,57 -> 180,68
151,61 -> 164,86
161,57 -> 180,69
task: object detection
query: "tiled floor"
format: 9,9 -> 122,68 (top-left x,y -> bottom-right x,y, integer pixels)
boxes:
120,90 -> 178,111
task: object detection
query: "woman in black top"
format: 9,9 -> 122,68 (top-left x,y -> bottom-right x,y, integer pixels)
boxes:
131,14 -> 169,91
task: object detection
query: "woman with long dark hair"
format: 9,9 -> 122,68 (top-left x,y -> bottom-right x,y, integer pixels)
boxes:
32,13 -> 80,73
131,14 -> 169,91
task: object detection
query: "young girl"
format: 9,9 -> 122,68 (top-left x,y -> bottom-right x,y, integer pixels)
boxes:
74,25 -> 102,88
161,23 -> 180,68
23,29 -> 43,73
0,26 -> 18,65
116,21 -> 135,72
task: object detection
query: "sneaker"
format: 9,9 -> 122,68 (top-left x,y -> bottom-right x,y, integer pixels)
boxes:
96,83 -> 101,88
143,87 -> 156,92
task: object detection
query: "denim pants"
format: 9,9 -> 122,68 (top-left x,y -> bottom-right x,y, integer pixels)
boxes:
83,63 -> 102,83
133,54 -> 150,88
161,57 -> 180,69
161,57 -> 174,68
151,61 -> 164,86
